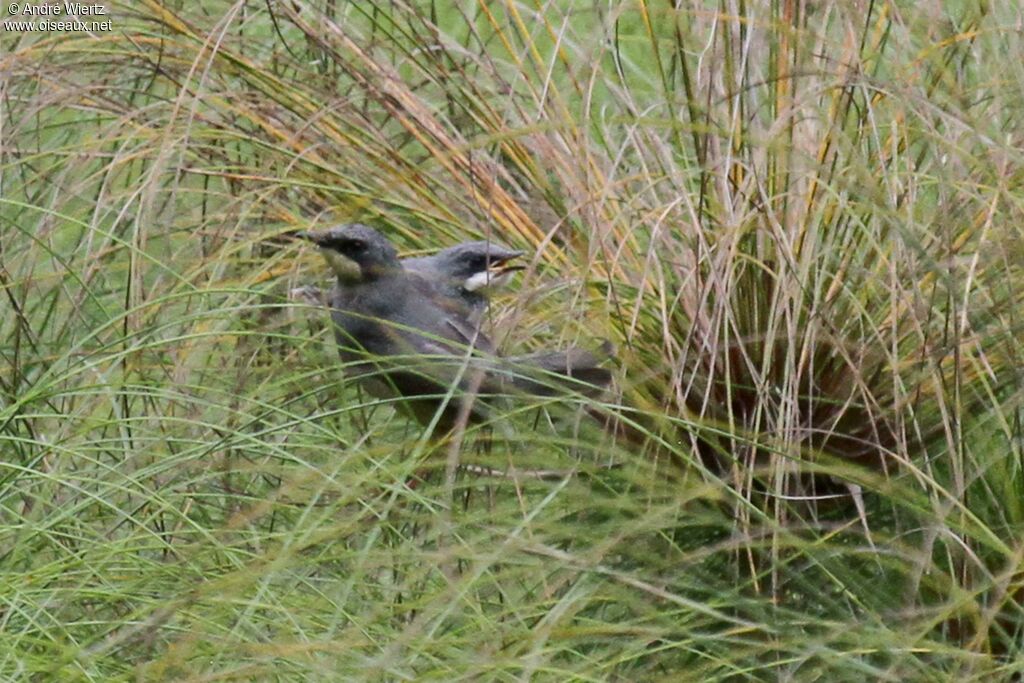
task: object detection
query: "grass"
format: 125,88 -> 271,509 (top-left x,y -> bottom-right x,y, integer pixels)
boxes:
2,0 -> 1023,680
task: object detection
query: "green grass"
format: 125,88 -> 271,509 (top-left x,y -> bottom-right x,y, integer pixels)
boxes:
2,0 -> 1023,680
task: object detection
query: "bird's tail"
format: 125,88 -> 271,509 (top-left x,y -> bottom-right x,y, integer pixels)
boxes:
502,340 -> 615,397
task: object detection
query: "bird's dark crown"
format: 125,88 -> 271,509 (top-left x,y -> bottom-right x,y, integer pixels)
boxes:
304,224 -> 399,274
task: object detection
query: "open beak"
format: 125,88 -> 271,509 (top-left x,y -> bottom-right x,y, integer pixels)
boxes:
464,252 -> 525,292
487,252 -> 526,278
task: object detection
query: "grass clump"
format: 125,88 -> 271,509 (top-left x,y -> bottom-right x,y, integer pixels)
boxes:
1,0 -> 1022,680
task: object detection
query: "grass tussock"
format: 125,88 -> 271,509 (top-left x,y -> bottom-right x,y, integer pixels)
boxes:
2,0 -> 1023,679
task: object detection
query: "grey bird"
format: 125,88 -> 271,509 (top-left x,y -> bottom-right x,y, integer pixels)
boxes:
290,240 -> 523,322
403,242 -> 613,392
300,224 -> 613,430
403,241 -> 524,323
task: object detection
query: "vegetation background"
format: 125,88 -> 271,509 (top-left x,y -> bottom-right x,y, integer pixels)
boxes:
2,0 -> 1022,680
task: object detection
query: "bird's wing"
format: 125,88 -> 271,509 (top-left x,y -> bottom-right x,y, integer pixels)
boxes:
443,315 -> 495,354
395,271 -> 496,354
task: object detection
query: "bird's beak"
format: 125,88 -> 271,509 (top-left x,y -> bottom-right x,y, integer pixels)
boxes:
489,262 -> 526,276
464,252 -> 525,292
487,251 -> 526,278
295,229 -> 327,246
298,229 -> 362,282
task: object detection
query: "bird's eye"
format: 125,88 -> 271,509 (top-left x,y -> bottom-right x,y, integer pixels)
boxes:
346,239 -> 366,253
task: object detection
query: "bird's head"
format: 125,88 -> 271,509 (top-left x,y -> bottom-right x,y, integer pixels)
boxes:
431,241 -> 525,294
299,224 -> 399,281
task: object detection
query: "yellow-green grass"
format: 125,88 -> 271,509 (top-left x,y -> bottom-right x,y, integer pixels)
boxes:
1,1 -> 1022,679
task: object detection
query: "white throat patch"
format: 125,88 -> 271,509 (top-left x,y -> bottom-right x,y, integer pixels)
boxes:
463,269 -> 514,293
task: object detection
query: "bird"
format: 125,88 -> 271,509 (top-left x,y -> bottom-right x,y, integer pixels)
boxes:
299,224 -> 613,430
403,240 -> 524,324
404,242 -> 614,394
289,239 -> 524,323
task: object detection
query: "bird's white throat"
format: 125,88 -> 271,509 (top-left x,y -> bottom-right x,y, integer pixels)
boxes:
463,268 -> 514,293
